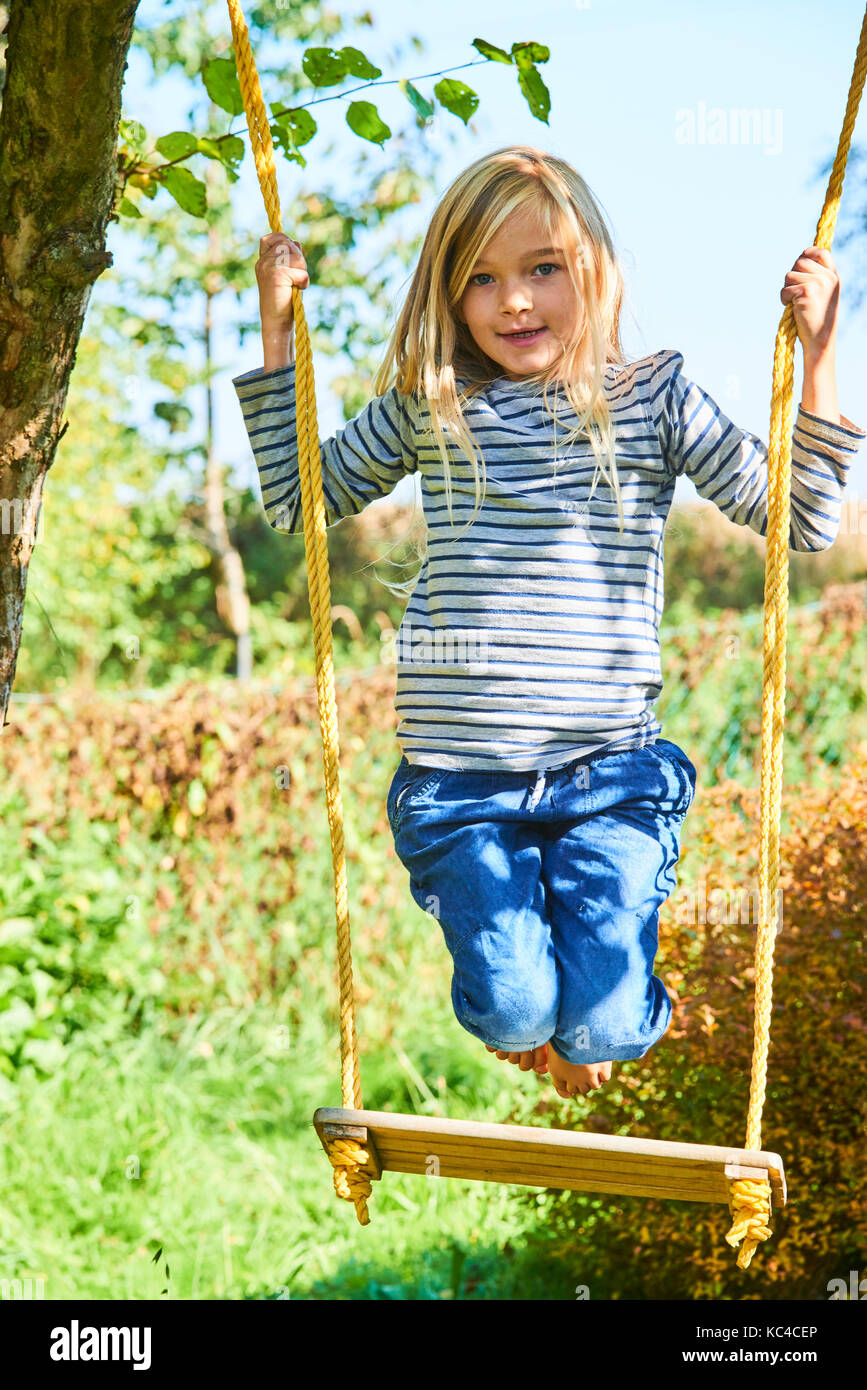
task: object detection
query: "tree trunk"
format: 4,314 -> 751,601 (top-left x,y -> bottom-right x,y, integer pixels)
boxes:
0,0 -> 140,728
203,156 -> 252,681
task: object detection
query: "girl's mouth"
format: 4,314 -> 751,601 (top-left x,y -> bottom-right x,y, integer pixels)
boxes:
500,327 -> 546,345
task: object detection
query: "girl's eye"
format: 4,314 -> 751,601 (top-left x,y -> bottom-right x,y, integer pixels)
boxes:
469,262 -> 559,286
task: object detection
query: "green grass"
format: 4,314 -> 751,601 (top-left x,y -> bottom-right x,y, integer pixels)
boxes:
0,1007 -> 582,1301
1,727 -> 588,1300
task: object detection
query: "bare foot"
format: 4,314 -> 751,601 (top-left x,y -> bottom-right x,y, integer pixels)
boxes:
485,1043 -> 549,1074
547,1041 -> 613,1098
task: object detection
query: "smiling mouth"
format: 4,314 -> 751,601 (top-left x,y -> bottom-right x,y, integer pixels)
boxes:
500,327 -> 546,341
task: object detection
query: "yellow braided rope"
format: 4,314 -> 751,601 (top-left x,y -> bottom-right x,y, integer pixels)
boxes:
724,5 -> 867,1270
226,0 -> 368,1220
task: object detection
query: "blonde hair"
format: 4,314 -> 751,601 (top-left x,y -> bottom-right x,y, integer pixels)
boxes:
368,145 -> 633,596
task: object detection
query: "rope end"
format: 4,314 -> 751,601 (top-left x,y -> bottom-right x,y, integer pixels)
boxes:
325,1137 -> 374,1225
725,1177 -> 774,1270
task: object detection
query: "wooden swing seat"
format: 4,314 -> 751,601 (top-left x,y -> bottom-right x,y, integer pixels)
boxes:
314,1107 -> 787,1208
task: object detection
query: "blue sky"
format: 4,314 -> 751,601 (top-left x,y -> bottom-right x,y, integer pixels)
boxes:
120,0 -> 867,511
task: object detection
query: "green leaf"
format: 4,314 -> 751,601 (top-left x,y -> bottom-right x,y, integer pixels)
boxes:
473,38 -> 513,65
30,969 -> 55,1011
511,41 -> 550,67
118,198 -> 142,219
202,57 -> 244,116
271,104 -> 317,168
338,46 -> 382,81
271,134 -> 304,169
128,174 -> 158,200
118,119 -> 148,154
197,135 -> 246,172
161,167 -> 207,219
516,64 -> 551,124
345,100 -> 391,148
302,47 -> 350,88
433,78 -> 480,126
270,104 -> 317,149
398,79 -> 434,123
187,779 -> 207,817
155,131 -> 198,162
153,401 -> 194,433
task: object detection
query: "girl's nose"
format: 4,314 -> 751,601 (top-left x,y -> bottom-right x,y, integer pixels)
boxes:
500,290 -> 533,313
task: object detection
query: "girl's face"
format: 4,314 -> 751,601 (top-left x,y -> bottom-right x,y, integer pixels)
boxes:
457,205 -> 581,381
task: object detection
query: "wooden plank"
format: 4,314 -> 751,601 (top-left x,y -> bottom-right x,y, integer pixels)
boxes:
358,1131 -> 764,1175
319,1108 -> 787,1183
363,1146 -> 770,1203
367,1139 -> 755,1185
312,1108 -> 787,1207
378,1164 -> 730,1203
314,1107 -> 782,1165
373,1141 -> 772,1181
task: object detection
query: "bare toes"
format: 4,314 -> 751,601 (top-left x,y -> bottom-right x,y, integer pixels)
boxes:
486,1043 -> 551,1075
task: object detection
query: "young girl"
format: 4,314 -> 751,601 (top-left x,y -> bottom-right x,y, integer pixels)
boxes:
233,146 -> 864,1100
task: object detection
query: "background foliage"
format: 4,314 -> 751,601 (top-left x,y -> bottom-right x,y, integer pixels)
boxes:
3,579 -> 866,1298
2,0 -> 865,1304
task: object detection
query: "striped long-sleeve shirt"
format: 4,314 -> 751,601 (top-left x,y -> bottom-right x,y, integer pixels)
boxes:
232,348 -> 865,772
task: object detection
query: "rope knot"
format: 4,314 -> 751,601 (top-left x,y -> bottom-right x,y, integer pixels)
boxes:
325,1137 -> 372,1225
725,1177 -> 773,1269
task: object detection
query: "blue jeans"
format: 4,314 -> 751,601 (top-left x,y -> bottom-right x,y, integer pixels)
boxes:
386,740 -> 697,1064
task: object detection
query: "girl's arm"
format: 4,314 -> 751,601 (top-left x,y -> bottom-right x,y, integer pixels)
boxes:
235,232 -> 416,532
262,321 -> 294,373
651,348 -> 864,552
232,361 -> 417,533
652,246 -> 863,552
800,349 -> 838,425
785,246 -> 842,425
257,232 -> 305,373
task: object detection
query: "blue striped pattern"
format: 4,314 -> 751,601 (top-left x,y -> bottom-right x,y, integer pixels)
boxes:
233,348 -> 864,772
